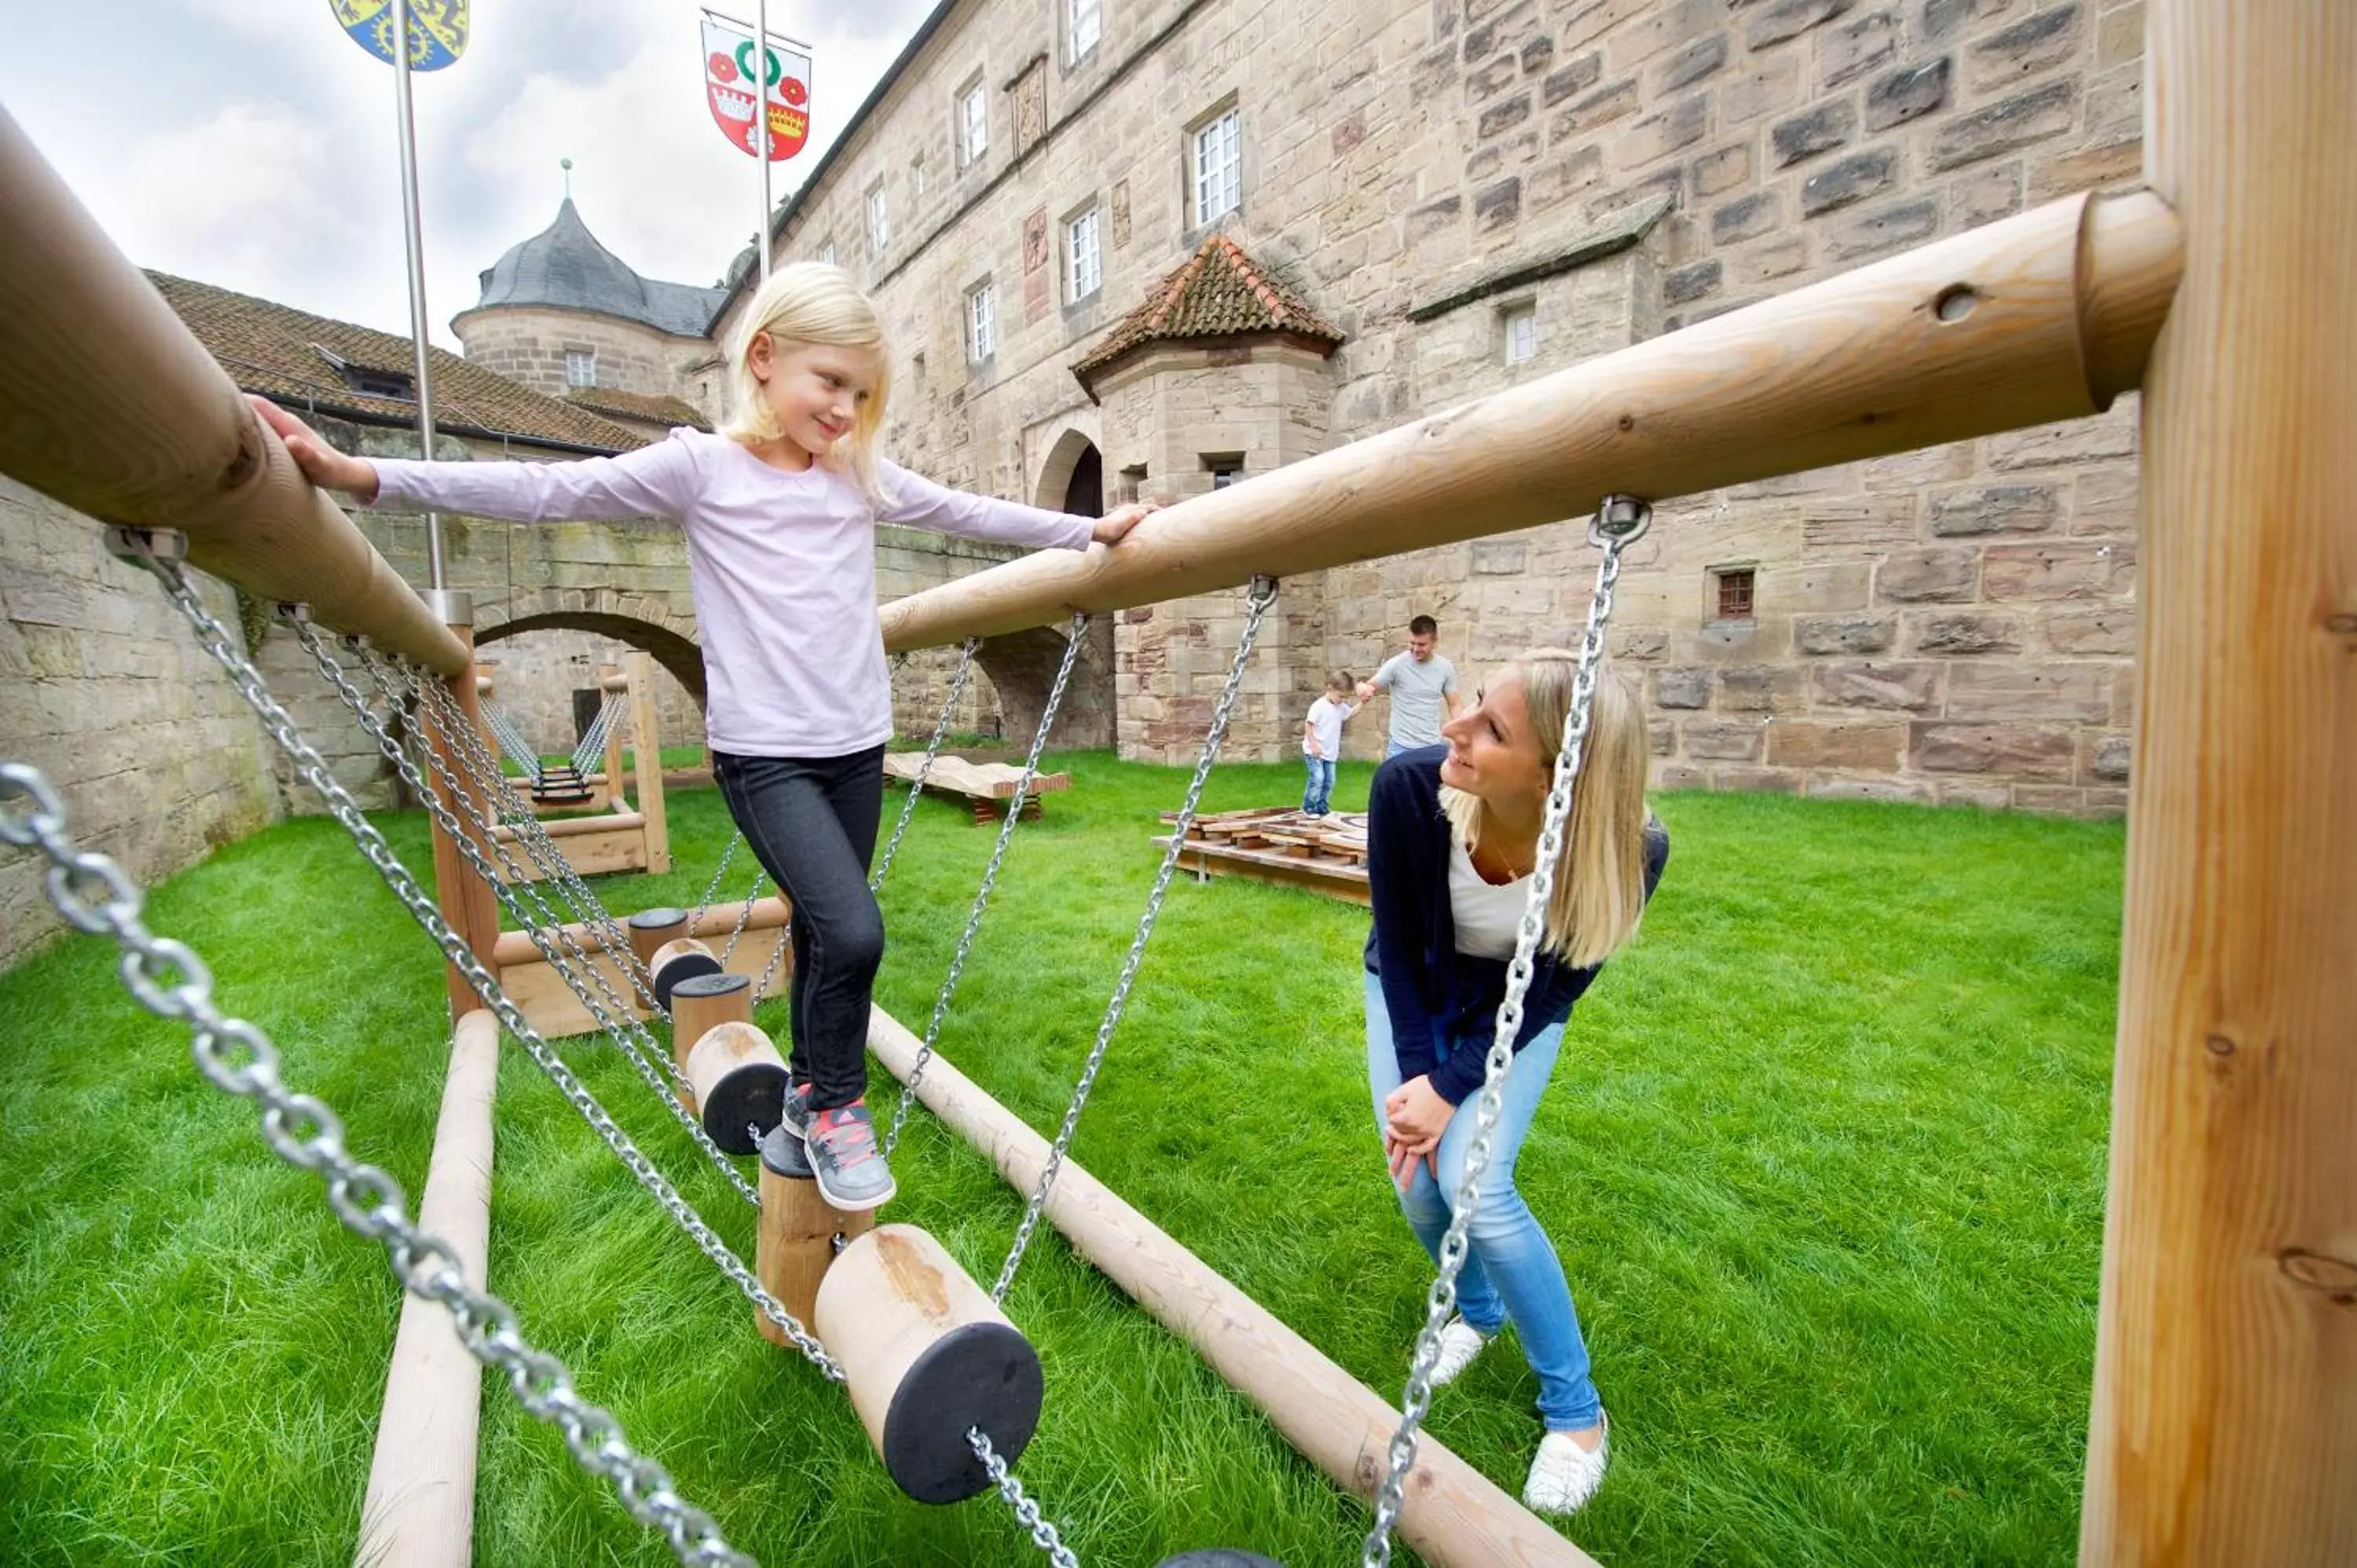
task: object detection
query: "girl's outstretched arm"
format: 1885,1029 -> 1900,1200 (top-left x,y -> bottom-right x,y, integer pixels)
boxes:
247,395 -> 698,524
874,458 -> 1154,548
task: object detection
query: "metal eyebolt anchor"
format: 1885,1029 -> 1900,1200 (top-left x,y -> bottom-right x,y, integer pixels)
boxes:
1591,493 -> 1652,546
275,602 -> 313,624
101,525 -> 190,562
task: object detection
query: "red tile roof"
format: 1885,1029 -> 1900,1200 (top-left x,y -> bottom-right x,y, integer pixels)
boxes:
149,271 -> 645,452
1072,234 -> 1343,394
564,386 -> 712,430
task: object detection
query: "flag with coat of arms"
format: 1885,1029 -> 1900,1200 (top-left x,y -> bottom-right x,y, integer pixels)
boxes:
328,0 -> 469,69
702,13 -> 812,161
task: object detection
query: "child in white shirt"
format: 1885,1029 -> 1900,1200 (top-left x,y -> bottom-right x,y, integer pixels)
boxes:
1300,671 -> 1359,816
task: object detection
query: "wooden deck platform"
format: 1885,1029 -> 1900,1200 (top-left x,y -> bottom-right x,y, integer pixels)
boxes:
883,752 -> 1072,824
1154,807 -> 1370,905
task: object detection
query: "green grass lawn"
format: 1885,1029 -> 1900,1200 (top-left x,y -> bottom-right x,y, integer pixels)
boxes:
0,755 -> 2124,1566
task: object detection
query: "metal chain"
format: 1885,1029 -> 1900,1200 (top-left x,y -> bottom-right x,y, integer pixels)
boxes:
384,651 -> 662,1006
969,1427 -> 1081,1568
0,760 -> 757,1568
134,556 -> 831,1372
685,831 -> 743,936
871,637 -> 982,892
394,667 -> 759,1207
991,581 -> 1277,1305
1360,499 -> 1650,1568
753,920 -> 790,1001
571,687 -> 625,779
717,867 -> 767,968
884,616 -> 1088,1157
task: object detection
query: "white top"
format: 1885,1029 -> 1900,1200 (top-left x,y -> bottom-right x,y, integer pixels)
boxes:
1449,837 -> 1534,959
1372,650 -> 1460,748
373,428 -> 1096,757
1303,694 -> 1357,757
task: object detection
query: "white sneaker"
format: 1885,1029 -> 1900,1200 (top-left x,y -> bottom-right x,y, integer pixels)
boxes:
1522,1413 -> 1609,1515
1427,1317 -> 1490,1387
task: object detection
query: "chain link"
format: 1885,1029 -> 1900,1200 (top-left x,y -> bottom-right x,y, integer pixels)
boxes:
685,831 -> 743,938
872,637 -> 981,892
1360,502 -> 1648,1568
717,867 -> 767,969
969,1427 -> 1083,1568
885,616 -> 1088,1157
0,760 -> 757,1568
393,667 -> 761,1207
991,581 -> 1277,1305
139,559 -> 836,1375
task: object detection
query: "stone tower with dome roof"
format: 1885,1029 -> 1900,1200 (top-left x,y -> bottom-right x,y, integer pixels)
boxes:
452,198 -> 728,441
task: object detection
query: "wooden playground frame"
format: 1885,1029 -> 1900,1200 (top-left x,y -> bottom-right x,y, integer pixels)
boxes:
1,4 -> 2348,1561
479,651 -> 673,882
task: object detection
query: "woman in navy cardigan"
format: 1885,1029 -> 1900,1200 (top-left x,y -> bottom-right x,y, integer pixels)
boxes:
1365,650 -> 1667,1515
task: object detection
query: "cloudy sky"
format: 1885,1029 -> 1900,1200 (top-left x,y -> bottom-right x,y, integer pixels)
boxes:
1,0 -> 933,347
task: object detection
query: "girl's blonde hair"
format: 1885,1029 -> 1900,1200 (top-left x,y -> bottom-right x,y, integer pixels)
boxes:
1440,655 -> 1651,969
720,261 -> 894,505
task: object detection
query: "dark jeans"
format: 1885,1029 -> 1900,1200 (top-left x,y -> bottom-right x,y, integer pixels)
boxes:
712,746 -> 885,1112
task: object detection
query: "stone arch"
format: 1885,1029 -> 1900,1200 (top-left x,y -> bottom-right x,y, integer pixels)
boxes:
474,597 -> 706,755
478,606 -> 704,705
1033,423 -> 1103,512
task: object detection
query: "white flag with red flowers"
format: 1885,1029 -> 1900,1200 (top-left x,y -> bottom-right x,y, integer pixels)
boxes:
702,13 -> 811,161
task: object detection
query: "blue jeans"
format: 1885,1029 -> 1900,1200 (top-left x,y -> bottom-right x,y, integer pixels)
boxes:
1363,973 -> 1600,1431
1302,756 -> 1336,815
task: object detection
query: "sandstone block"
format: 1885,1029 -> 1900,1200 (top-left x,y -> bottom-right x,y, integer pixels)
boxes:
2040,604 -> 2135,655
1800,147 -> 1899,214
1928,79 -> 2076,170
1772,99 -> 1859,167
1712,190 -> 1782,243
1714,766 -> 1804,793
1981,541 -> 2127,600
1812,659 -> 1943,709
1652,667 -> 1713,708
1684,720 -> 1765,760
1794,614 -> 1895,654
1765,718 -> 1906,769
1967,4 -> 2081,93
1944,661 -> 2111,720
1928,483 -> 2058,536
1824,196 -> 1939,262
1745,0 -> 1858,51
1912,611 -> 2024,654
1808,775 -> 1935,803
1866,56 -> 1952,130
1720,664 -> 1810,712
1875,548 -> 1979,603
1908,721 -> 2076,779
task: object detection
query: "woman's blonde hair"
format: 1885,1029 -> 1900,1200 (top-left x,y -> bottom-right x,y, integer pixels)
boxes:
1440,654 -> 1651,969
720,261 -> 894,505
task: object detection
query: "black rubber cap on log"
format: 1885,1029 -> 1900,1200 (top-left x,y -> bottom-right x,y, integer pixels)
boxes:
651,950 -> 724,1011
671,970 -> 751,1003
628,907 -> 688,931
700,1061 -> 789,1154
882,1321 -> 1044,1504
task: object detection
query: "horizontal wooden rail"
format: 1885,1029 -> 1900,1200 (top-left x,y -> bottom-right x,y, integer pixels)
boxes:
882,188 -> 2179,650
0,108 -> 467,676
487,896 -> 789,969
867,1006 -> 1597,1568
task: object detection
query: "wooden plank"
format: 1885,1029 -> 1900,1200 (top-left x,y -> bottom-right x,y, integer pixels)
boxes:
501,902 -> 790,1039
625,651 -> 670,875
2080,4 -> 2357,1563
882,751 -> 1072,800
1155,835 -> 1373,907
866,1008 -> 1592,1567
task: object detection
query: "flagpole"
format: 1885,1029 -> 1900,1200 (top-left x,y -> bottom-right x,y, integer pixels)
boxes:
390,0 -> 445,588
755,0 -> 773,284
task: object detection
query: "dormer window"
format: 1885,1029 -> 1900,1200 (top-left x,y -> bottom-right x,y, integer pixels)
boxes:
313,343 -> 414,402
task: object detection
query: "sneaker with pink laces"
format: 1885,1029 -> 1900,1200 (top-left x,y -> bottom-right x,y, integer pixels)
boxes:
799,1097 -> 896,1211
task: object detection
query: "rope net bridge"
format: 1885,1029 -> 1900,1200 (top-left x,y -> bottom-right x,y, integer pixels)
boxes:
6,9 -> 2355,1560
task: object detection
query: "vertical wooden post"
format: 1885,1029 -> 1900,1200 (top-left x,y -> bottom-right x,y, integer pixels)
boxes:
625,649 -> 670,874
419,597 -> 501,1017
2082,4 -> 2357,1563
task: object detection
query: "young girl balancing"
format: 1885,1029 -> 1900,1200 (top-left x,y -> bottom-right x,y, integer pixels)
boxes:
254,262 -> 1153,1212
1363,654 -> 1666,1515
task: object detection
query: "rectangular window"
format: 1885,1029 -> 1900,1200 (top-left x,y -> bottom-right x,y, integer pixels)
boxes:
1192,108 -> 1241,228
1068,0 -> 1102,61
868,184 -> 889,254
1714,567 -> 1757,622
564,348 -> 596,387
1065,206 -> 1102,302
913,156 -> 926,198
1203,452 -> 1243,488
1503,305 -> 1538,366
960,81 -> 988,167
967,282 -> 997,363
822,240 -> 837,267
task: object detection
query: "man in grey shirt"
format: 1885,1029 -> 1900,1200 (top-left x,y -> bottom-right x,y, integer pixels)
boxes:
1358,614 -> 1461,758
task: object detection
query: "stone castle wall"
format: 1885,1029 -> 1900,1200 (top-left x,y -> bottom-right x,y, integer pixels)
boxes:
453,305 -> 723,417
742,0 -> 2145,811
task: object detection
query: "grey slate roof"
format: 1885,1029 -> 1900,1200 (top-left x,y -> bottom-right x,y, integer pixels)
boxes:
471,200 -> 726,338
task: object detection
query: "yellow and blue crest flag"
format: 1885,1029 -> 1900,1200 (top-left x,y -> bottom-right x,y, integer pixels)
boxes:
329,0 -> 469,70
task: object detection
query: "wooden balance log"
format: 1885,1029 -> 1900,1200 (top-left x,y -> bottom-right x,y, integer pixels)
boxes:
683,1020 -> 791,1155
816,1225 -> 1043,1504
625,907 -> 687,1007
668,971 -> 753,1116
755,1129 -> 876,1348
647,936 -> 724,1013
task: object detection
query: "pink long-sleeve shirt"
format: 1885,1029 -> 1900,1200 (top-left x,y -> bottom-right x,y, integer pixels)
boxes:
373,427 -> 1096,757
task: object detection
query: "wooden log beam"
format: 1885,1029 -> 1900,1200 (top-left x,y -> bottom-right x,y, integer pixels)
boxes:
0,108 -> 468,676
867,1006 -> 1597,1568
354,1009 -> 499,1568
624,651 -> 670,876
2079,3 -> 2357,1563
880,189 -> 2179,650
